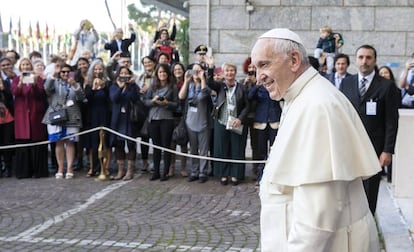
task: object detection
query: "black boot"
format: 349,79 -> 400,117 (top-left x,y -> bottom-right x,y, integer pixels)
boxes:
150,172 -> 160,181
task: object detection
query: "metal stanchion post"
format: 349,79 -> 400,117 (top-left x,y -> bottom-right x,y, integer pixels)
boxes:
96,129 -> 110,181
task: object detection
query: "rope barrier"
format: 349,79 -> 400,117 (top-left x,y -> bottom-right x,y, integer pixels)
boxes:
0,126 -> 266,164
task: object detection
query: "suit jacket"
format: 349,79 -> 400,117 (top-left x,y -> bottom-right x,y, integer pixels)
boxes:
104,32 -> 136,57
340,73 -> 399,155
325,72 -> 351,88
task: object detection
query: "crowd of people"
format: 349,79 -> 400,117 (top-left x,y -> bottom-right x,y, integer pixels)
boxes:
0,21 -> 408,195
0,18 -> 284,188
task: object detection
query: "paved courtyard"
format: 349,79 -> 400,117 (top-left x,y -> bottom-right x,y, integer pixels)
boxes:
0,169 -> 260,252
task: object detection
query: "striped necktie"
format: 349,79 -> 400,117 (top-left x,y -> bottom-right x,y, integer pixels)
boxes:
359,77 -> 367,97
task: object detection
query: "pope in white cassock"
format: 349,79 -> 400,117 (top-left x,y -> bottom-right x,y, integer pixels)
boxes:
251,29 -> 380,251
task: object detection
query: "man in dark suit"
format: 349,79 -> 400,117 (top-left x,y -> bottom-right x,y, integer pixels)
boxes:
340,44 -> 399,214
325,53 -> 352,89
104,24 -> 136,57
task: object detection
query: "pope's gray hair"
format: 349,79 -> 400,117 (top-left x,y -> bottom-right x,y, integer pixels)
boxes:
271,39 -> 309,66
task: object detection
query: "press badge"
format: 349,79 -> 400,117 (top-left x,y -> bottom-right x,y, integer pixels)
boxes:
366,99 -> 376,115
66,100 -> 74,107
189,106 -> 198,113
121,106 -> 126,113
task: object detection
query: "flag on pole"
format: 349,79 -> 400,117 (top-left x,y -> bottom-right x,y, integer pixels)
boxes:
28,22 -> 32,38
9,17 -> 12,34
8,17 -> 12,49
0,13 -> 4,33
17,17 -> 21,39
36,21 -> 41,40
45,23 -> 49,44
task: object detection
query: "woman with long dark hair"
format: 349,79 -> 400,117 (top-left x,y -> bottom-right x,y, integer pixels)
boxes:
144,63 -> 178,181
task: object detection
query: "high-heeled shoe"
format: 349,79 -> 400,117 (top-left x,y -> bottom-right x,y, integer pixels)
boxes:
86,169 -> 93,177
231,177 -> 239,186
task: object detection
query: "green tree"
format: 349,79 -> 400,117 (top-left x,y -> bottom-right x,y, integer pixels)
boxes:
127,3 -> 158,35
175,18 -> 189,66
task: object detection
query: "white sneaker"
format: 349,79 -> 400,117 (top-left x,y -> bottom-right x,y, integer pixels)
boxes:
65,173 -> 74,179
55,173 -> 63,179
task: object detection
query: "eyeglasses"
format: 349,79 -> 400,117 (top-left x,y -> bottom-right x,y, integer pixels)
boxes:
60,71 -> 70,74
197,53 -> 206,56
1,63 -> 11,67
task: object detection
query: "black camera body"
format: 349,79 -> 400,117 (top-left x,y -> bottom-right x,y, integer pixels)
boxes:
119,76 -> 130,83
188,97 -> 198,107
247,71 -> 256,76
157,96 -> 165,101
161,40 -> 170,46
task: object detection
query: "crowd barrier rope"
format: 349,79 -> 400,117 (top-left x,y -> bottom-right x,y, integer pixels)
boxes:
0,126 -> 266,165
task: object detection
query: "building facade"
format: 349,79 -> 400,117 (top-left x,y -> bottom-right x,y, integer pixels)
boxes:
189,0 -> 414,75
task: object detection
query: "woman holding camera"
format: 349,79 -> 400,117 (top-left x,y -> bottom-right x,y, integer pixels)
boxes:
42,63 -> 85,179
109,66 -> 139,180
83,60 -> 111,177
144,63 -> 178,181
178,64 -> 211,183
11,58 -> 48,178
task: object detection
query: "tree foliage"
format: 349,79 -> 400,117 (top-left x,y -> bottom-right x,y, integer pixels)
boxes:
127,3 -> 158,34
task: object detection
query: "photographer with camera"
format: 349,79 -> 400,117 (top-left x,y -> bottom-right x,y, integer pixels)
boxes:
149,27 -> 179,65
82,60 -> 112,178
69,20 -> 99,66
399,53 -> 414,108
144,63 -> 178,181
178,64 -> 212,183
12,58 -> 48,179
109,66 -> 139,181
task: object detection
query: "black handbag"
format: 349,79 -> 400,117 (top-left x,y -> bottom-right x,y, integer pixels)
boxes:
172,117 -> 188,146
49,108 -> 68,125
49,83 -> 70,125
129,99 -> 147,123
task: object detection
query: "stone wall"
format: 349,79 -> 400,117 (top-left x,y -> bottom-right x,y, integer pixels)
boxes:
189,0 -> 414,77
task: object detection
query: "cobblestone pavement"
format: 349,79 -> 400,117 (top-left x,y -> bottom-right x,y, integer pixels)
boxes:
0,167 -> 260,251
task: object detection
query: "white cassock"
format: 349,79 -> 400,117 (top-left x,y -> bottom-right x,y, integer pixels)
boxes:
260,67 -> 380,252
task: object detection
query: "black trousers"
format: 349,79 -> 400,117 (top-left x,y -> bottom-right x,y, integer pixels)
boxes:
149,119 -> 174,176
363,172 -> 381,214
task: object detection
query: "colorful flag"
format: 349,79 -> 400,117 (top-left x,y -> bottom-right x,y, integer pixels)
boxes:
36,21 -> 41,40
28,22 -> 32,38
45,23 -> 49,43
8,17 -> 11,34
17,17 -> 21,38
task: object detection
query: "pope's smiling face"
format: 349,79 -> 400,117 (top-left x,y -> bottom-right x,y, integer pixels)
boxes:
251,38 -> 296,101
